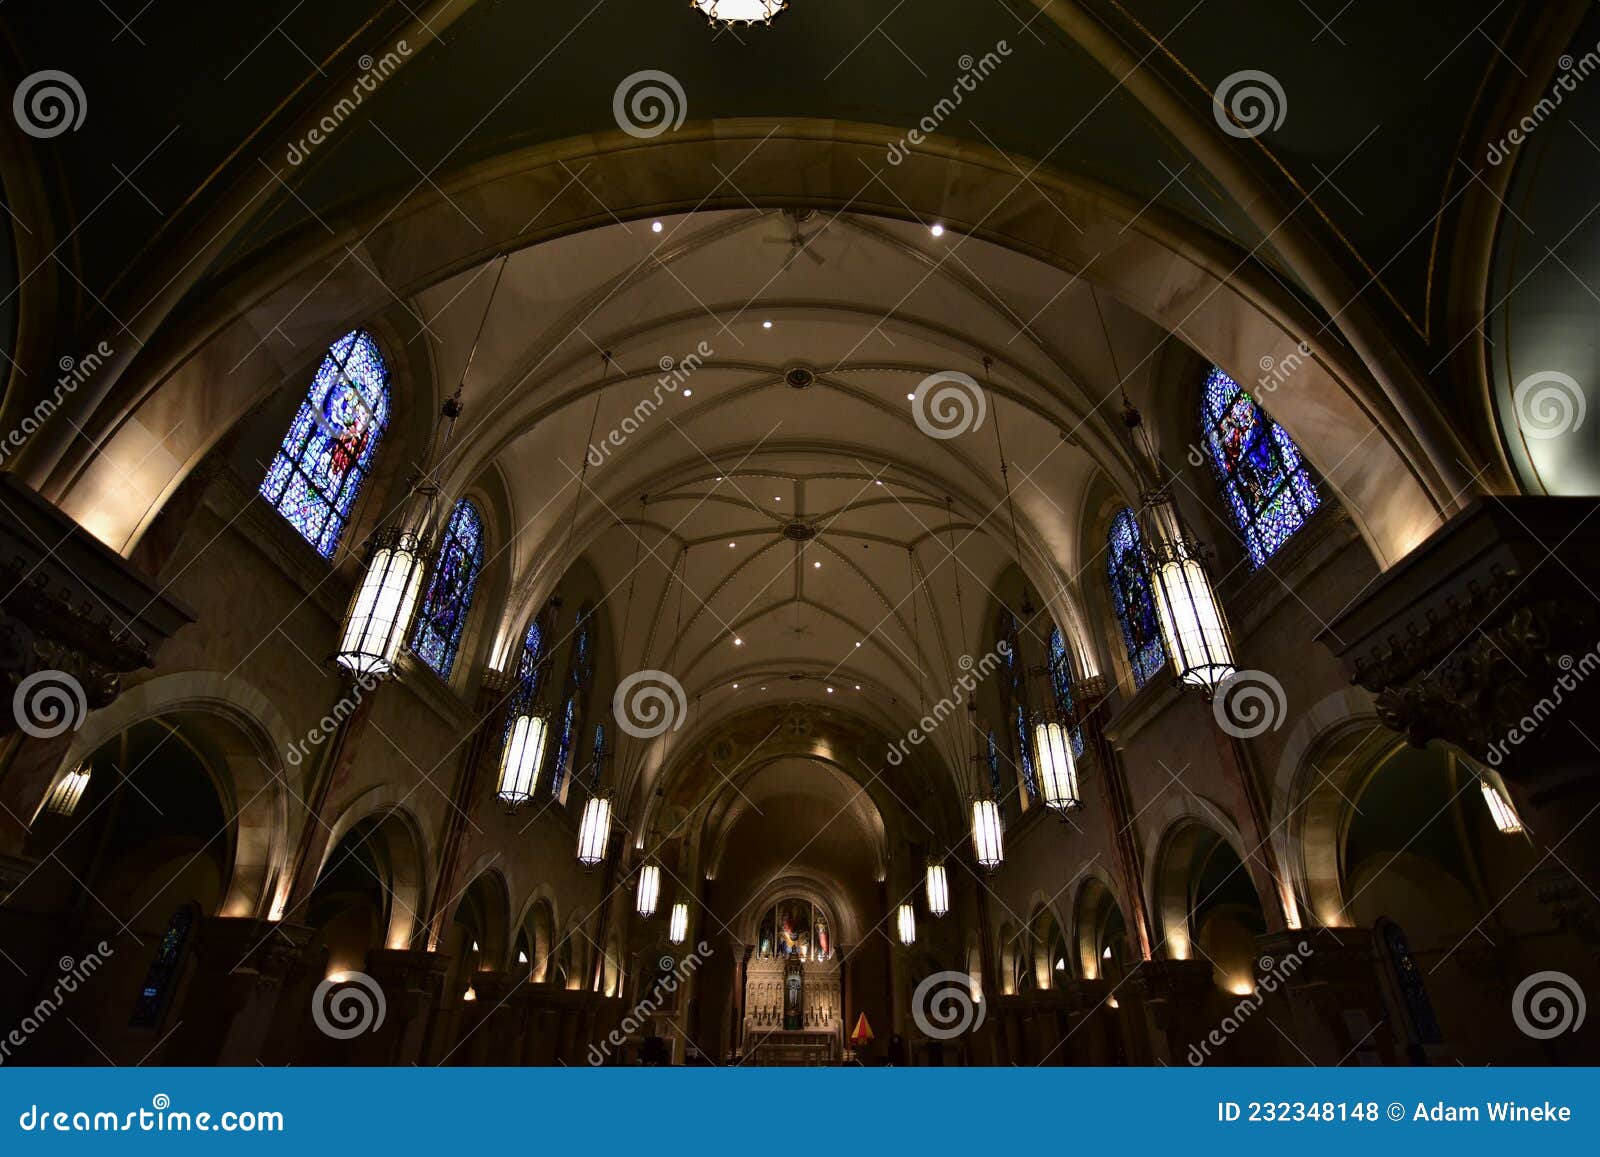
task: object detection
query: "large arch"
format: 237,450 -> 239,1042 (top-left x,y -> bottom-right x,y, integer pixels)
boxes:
42,125 -> 1455,574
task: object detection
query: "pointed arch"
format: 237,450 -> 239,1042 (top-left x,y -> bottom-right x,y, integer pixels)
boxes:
411,498 -> 486,678
1106,508 -> 1165,687
1200,367 -> 1322,566
259,328 -> 391,558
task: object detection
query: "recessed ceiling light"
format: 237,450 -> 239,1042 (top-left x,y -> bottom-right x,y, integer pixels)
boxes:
715,475 -> 723,482
760,686 -> 767,691
733,682 -> 739,688
683,388 -> 693,397
729,541 -> 737,548
874,479 -> 883,486
906,392 -> 915,400
930,223 -> 945,237
652,220 -> 663,233
826,686 -> 833,693
762,320 -> 772,329
854,684 -> 861,690
733,637 -> 743,646
774,496 -> 782,502
812,560 -> 821,569
854,641 -> 861,647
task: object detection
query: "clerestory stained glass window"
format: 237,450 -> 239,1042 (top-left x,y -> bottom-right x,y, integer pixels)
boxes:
1201,367 -> 1321,566
1107,509 -> 1166,687
411,499 -> 485,679
130,905 -> 195,1027
260,329 -> 391,558
549,606 -> 598,797
1048,628 -> 1086,758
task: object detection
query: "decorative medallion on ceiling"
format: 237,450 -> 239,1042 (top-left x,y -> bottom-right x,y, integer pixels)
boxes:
783,520 -> 816,541
693,1 -> 788,28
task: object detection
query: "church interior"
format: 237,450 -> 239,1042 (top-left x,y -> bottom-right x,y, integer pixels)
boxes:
2,0 -> 1599,1067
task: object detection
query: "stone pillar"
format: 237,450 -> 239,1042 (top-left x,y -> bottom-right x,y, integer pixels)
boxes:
1078,676 -> 1154,959
1253,927 -> 1396,1066
166,917 -> 312,1065
1321,497 -> 1600,957
0,475 -> 192,853
1123,958 -> 1217,1064
1058,978 -> 1117,1064
356,947 -> 450,1065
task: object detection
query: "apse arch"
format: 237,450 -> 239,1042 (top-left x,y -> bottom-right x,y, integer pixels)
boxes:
1071,869 -> 1132,981
48,123 -> 1455,576
312,793 -> 433,952
1143,797 -> 1264,963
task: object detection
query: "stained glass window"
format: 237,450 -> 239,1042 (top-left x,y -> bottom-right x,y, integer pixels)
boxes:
260,329 -> 391,558
1107,509 -> 1166,687
1201,367 -> 1321,566
410,499 -> 485,679
130,905 -> 194,1027
1048,628 -> 1087,758
1014,703 -> 1038,801
549,606 -> 598,797
986,729 -> 1005,818
586,723 -> 607,790
508,612 -> 551,725
1380,920 -> 1443,1047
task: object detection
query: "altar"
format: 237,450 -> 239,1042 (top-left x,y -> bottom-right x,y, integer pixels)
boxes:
739,897 -> 844,1064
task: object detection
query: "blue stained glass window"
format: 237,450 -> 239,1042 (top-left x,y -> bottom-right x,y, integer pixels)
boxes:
1048,628 -> 1087,758
1107,509 -> 1166,687
549,607 -> 598,797
986,729 -> 1005,812
1014,703 -> 1038,801
260,329 -> 391,558
586,723 -> 607,790
130,906 -> 194,1027
1201,367 -> 1321,567
411,500 -> 485,678
1380,920 -> 1443,1047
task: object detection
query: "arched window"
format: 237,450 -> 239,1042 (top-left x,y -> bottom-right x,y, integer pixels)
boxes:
260,329 -> 391,558
549,605 -> 598,797
986,729 -> 1006,816
588,723 -> 607,791
1014,703 -> 1038,802
995,610 -> 1036,803
1200,367 -> 1321,566
411,499 -> 486,678
130,905 -> 195,1027
1107,509 -> 1166,688
1379,919 -> 1443,1053
1048,628 -> 1086,758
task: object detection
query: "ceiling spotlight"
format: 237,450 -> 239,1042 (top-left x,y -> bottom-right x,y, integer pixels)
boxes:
715,475 -> 723,482
874,479 -> 883,486
729,541 -> 737,548
854,684 -> 861,690
906,392 -> 915,400
734,637 -> 743,646
854,641 -> 861,648
683,388 -> 693,397
930,223 -> 945,237
652,220 -> 663,233
813,560 -> 821,569
774,496 -> 782,502
826,686 -> 834,693
733,683 -> 740,689
762,320 -> 773,329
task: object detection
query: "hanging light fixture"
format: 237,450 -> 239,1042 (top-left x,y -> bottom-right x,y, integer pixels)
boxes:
576,791 -> 613,869
693,1 -> 787,27
669,902 -> 689,945
336,257 -> 508,680
496,704 -> 551,809
1097,304 -> 1233,693
925,858 -> 950,918
636,863 -> 662,917
896,903 -> 917,946
971,797 -> 1004,870
1479,777 -> 1523,834
988,378 -> 1084,813
42,764 -> 91,818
